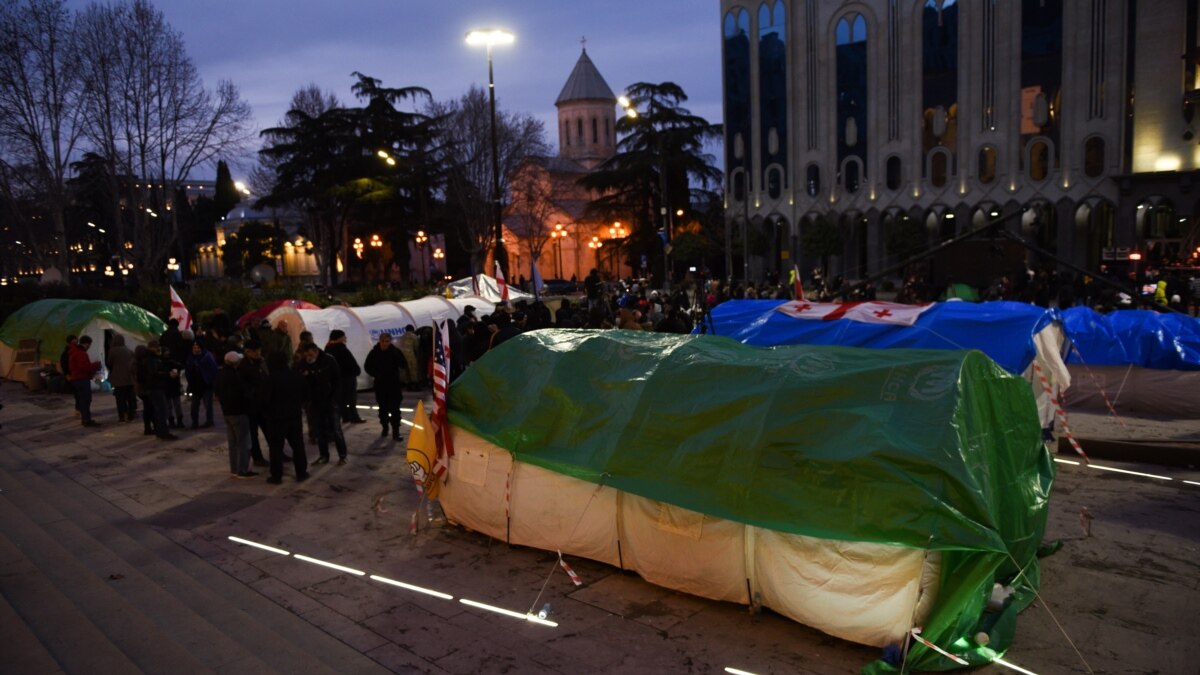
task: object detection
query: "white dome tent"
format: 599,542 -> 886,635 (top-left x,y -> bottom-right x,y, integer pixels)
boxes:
263,295 -> 487,390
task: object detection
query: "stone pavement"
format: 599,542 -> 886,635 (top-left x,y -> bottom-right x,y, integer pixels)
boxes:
0,384 -> 1197,674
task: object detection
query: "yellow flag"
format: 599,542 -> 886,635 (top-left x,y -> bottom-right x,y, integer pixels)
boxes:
406,400 -> 440,499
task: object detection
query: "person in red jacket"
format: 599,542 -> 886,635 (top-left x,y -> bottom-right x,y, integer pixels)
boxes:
68,335 -> 102,427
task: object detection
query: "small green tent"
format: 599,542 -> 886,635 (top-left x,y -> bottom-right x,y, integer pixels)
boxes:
0,299 -> 166,380
444,330 -> 1053,672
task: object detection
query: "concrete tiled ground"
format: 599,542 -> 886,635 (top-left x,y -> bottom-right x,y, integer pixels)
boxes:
2,385 -> 1198,673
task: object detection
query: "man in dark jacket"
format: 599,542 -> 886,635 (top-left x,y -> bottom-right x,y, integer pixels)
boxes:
263,352 -> 308,484
326,329 -> 365,423
298,342 -> 347,465
106,334 -> 136,422
363,333 -> 405,439
68,335 -> 102,427
185,341 -> 219,428
215,351 -> 255,478
238,340 -> 270,467
138,340 -> 176,440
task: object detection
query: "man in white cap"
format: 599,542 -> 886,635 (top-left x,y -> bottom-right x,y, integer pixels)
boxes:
214,351 -> 256,478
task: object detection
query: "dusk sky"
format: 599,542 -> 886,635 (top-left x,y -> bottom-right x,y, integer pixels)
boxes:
101,1 -> 725,176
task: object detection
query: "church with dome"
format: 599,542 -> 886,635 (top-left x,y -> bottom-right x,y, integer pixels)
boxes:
500,47 -> 632,283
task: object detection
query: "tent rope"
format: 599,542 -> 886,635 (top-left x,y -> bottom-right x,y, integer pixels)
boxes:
526,473 -> 610,615
1066,344 -> 1128,428
1006,552 -> 1095,675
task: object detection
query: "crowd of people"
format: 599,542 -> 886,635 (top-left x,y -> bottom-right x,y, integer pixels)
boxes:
51,259 -> 1197,485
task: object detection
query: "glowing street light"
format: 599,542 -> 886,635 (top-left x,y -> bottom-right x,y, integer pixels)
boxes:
466,27 -> 515,281
551,223 -> 568,278
353,237 -> 365,259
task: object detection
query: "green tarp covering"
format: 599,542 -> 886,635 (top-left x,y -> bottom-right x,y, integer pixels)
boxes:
449,329 -> 1054,672
0,299 -> 165,354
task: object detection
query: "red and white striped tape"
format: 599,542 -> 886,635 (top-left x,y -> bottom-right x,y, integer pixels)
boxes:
1033,363 -> 1090,465
557,551 -> 583,586
910,627 -> 968,666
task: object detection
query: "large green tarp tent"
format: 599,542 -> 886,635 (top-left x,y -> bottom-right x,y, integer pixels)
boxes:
0,299 -> 166,380
445,330 -> 1053,672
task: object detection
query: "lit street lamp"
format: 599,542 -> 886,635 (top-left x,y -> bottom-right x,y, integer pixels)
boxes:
432,247 -> 445,278
415,230 -> 429,284
551,223 -> 568,278
466,28 -> 515,282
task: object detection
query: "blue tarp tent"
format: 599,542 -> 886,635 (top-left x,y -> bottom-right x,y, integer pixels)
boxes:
703,299 -> 1069,428
1060,307 -> 1200,371
704,300 -> 1059,376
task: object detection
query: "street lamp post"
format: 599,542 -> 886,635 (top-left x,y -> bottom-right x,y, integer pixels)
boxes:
466,29 -> 515,282
551,223 -> 567,278
415,230 -> 429,284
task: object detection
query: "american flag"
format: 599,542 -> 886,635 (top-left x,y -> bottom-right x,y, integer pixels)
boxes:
431,319 -> 454,480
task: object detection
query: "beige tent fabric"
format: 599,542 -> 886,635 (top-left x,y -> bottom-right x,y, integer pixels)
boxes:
440,427 -> 940,648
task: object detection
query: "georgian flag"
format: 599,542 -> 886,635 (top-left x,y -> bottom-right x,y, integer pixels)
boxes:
169,285 -> 192,331
494,260 -> 509,302
775,301 -> 930,326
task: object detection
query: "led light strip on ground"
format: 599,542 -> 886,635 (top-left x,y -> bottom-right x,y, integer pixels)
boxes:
369,574 -> 452,600
458,598 -> 558,627
1054,458 -> 1198,485
226,536 -> 555,628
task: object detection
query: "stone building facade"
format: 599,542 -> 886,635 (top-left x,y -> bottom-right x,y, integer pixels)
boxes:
720,0 -> 1200,285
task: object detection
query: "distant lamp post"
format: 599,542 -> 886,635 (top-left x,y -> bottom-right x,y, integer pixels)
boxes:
466,28 -> 515,281
588,235 -> 603,272
551,223 -> 568,278
415,230 -> 429,283
1129,251 -> 1143,288
353,237 -> 365,259
377,149 -> 397,167
606,223 -> 627,277
432,246 -> 445,277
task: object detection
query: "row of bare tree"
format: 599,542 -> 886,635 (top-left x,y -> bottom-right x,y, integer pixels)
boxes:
0,0 -> 252,283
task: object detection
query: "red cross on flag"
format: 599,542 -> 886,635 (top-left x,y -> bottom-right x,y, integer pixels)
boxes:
776,301 -> 929,326
169,285 -> 192,331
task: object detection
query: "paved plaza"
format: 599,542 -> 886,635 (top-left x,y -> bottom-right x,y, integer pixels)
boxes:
0,385 -> 1197,674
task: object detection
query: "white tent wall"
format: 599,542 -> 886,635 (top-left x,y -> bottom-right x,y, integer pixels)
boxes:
444,297 -> 496,320
440,427 -> 940,648
0,319 -> 154,384
353,304 -> 415,389
391,296 -> 459,328
265,297 -> 476,391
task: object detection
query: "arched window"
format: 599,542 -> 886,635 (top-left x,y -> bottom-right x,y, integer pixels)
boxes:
563,120 -> 570,147
842,158 -> 862,193
978,145 -> 997,184
1029,140 -> 1050,181
836,13 -> 868,175
1083,136 -> 1105,178
759,2 -> 788,185
886,156 -> 902,191
732,168 -> 748,202
592,117 -> 598,144
724,8 -> 752,180
806,163 -> 821,196
929,149 -> 950,187
576,118 -> 583,144
766,165 -> 783,199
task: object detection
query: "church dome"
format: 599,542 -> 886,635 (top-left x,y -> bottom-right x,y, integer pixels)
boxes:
555,49 -> 616,105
